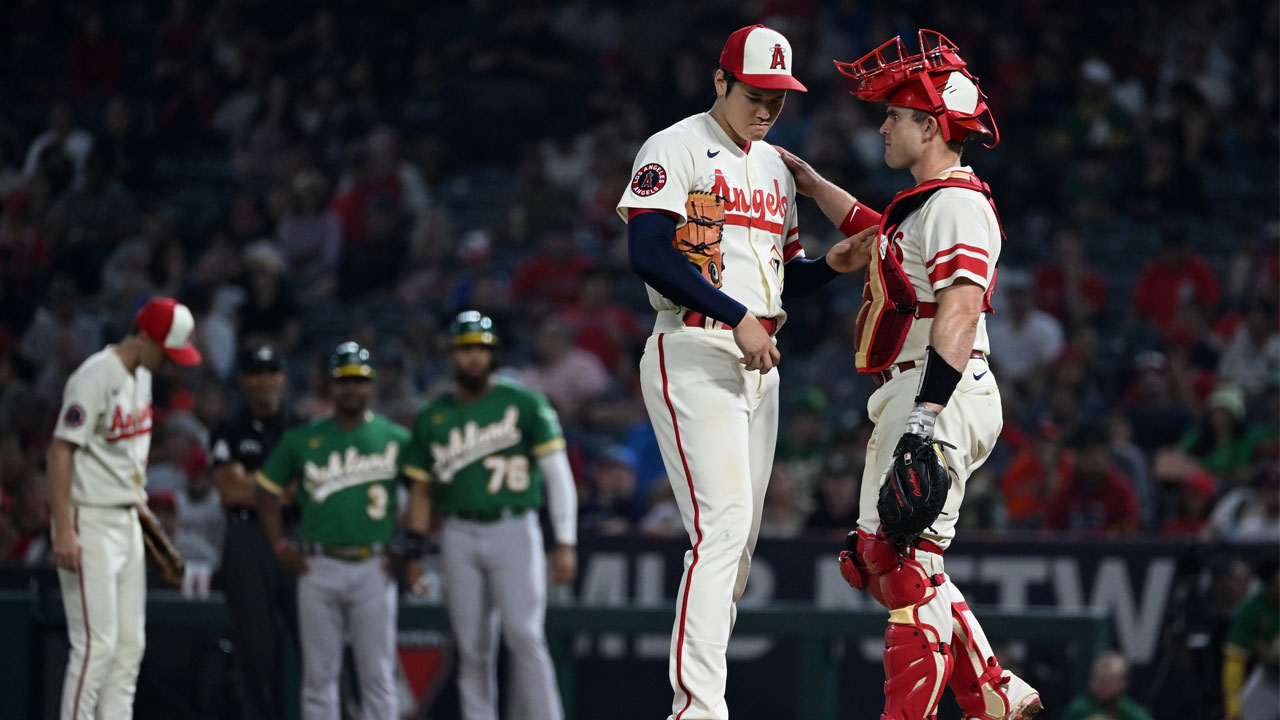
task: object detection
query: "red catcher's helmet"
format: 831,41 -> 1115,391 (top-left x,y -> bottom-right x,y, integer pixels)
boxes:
835,29 -> 999,148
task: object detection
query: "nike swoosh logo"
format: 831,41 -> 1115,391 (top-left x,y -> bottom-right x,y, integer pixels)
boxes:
973,371 -> 988,381
707,149 -> 720,158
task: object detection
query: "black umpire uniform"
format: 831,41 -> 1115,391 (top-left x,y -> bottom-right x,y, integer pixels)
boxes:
209,344 -> 299,720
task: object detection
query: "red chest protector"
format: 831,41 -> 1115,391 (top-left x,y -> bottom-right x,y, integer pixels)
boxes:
854,170 -> 1006,373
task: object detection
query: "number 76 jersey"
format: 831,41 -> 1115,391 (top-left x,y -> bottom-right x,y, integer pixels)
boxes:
257,413 -> 411,546
402,378 -> 566,517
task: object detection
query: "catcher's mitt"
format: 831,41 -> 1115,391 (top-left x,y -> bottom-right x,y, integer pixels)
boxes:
877,434 -> 954,548
137,503 -> 185,586
674,192 -> 726,287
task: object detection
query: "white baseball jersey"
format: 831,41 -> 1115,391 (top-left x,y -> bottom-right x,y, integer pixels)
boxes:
892,166 -> 1001,363
617,112 -> 802,322
54,347 -> 153,507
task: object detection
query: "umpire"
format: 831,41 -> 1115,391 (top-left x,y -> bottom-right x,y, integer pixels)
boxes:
209,344 -> 299,720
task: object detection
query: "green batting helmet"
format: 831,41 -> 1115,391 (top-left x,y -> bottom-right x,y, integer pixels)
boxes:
450,311 -> 498,348
330,341 -> 375,379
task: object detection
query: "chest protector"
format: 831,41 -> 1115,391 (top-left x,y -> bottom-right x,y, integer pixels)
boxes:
854,170 -> 1006,373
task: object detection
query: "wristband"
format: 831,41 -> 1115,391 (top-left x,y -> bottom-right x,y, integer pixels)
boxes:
903,405 -> 939,439
913,345 -> 963,407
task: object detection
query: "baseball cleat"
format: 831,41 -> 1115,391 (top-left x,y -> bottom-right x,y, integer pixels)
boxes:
1003,673 -> 1042,720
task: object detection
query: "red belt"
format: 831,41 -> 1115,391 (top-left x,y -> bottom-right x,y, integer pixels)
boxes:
683,311 -> 779,336
872,350 -> 986,387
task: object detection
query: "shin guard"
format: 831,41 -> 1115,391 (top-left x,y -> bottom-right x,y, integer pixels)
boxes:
948,602 -> 1012,720
881,616 -> 952,720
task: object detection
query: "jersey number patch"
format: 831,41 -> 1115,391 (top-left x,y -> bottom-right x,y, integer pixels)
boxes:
366,484 -> 388,520
483,456 -> 530,494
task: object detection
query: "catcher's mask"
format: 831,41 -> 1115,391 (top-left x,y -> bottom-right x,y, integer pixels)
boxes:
835,29 -> 999,148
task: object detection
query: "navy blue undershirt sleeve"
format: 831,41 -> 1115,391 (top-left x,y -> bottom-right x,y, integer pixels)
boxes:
781,256 -> 840,300
627,211 -> 748,327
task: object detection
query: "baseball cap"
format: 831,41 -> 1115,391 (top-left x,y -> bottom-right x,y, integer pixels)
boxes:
719,25 -> 808,92
135,298 -> 201,366
239,343 -> 285,374
330,341 -> 375,379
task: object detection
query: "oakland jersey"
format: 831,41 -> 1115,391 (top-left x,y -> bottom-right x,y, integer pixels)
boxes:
402,378 -> 565,516
257,412 -> 410,546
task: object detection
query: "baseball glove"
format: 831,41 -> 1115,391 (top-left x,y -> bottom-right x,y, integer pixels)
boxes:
137,503 -> 185,586
877,434 -> 954,548
674,192 -> 726,287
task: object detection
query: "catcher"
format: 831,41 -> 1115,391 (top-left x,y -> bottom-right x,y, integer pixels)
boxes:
781,30 -> 1043,720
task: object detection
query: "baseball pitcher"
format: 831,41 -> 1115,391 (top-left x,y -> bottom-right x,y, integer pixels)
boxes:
47,297 -> 201,719
782,30 -> 1042,720
617,24 -> 872,720
401,311 -> 577,720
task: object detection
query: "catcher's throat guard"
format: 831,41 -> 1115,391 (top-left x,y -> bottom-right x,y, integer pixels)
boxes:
674,192 -> 726,287
835,29 -> 999,148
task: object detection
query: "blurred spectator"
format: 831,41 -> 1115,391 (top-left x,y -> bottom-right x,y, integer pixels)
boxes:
276,168 -> 341,301
0,191 -> 50,302
339,193 -> 407,299
67,10 -> 122,100
957,467 -> 1008,532
1208,464 -> 1280,543
1063,651 -> 1154,720
231,74 -> 305,179
1131,228 -> 1222,332
987,268 -> 1065,393
174,446 -> 223,569
48,148 -> 136,294
1046,426 -> 1141,534
96,96 -> 152,190
804,453 -> 860,536
557,273 -> 645,372
237,241 -> 301,352
1000,418 -> 1070,530
22,100 -> 93,180
1222,556 -> 1279,720
367,125 -> 431,217
1161,470 -> 1217,537
520,320 -> 609,425
1182,386 -> 1258,483
580,446 -> 644,535
370,350 -> 421,427
17,274 -> 101,401
510,221 -> 592,312
1217,301 -> 1280,401
759,465 -> 806,539
1125,351 -> 1196,457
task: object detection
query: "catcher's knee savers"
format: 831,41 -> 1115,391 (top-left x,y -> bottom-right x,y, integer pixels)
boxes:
839,529 -> 946,609
948,602 -> 1015,720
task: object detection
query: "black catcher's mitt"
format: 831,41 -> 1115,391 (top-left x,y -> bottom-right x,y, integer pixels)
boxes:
877,434 -> 954,548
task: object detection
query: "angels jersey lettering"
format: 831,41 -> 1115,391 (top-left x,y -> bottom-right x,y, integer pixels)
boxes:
54,347 -> 153,507
617,113 -> 802,321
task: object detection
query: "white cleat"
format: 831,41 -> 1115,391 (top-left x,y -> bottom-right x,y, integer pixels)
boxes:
1002,673 -> 1042,720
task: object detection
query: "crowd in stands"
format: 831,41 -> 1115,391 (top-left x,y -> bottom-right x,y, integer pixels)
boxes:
0,0 -> 1277,571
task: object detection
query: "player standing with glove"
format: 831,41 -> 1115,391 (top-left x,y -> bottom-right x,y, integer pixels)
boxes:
617,24 -> 874,720
781,30 -> 1042,720
47,297 -> 202,720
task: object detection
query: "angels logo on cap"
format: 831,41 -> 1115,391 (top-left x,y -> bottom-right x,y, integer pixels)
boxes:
719,25 -> 807,92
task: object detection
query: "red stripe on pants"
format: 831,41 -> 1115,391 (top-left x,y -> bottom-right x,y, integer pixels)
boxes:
660,334 -> 703,720
72,508 -> 91,720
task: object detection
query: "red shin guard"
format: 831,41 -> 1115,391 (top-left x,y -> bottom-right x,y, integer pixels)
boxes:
881,620 -> 952,720
948,602 -> 1012,719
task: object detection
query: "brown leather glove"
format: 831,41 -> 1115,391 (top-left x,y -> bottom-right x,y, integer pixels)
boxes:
673,192 -> 726,287
137,502 -> 185,586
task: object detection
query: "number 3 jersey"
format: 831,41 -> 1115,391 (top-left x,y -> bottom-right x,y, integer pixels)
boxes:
257,412 -> 410,546
402,378 -> 566,517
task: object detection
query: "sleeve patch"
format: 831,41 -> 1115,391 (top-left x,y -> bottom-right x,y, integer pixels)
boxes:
62,403 -> 86,429
631,163 -> 667,197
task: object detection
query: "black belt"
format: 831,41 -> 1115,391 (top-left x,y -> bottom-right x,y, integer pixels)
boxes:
302,542 -> 384,562
449,507 -> 528,524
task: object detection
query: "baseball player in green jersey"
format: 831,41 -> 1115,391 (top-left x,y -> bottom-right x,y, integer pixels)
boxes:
254,342 -> 429,720
402,311 -> 578,720
1223,555 -> 1279,720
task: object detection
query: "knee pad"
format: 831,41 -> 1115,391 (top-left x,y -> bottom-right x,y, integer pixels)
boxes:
881,620 -> 952,720
948,602 -> 1011,720
857,529 -> 944,610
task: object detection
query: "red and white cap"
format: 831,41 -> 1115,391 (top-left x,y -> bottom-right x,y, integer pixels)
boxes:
135,297 -> 201,366
719,24 -> 807,92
